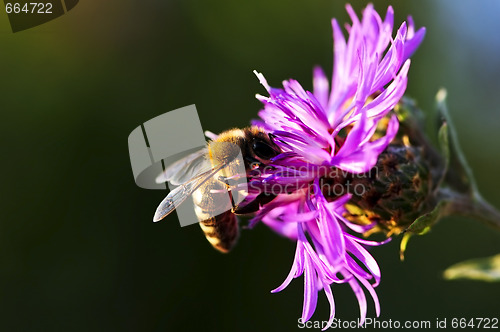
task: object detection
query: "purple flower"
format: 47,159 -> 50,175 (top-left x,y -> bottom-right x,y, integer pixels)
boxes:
249,4 -> 425,329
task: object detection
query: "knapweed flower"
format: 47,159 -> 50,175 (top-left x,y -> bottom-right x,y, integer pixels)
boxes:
248,4 -> 425,329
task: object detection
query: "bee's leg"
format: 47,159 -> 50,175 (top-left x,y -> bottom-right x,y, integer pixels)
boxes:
217,175 -> 244,188
217,175 -> 248,211
232,193 -> 276,214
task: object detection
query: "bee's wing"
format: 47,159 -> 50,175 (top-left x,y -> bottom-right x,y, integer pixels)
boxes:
155,147 -> 209,185
153,163 -> 226,222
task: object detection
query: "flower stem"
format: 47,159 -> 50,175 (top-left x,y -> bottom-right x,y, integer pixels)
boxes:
438,188 -> 500,231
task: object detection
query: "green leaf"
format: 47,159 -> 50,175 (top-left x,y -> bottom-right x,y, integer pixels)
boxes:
443,253 -> 500,282
399,201 -> 448,261
405,200 -> 447,235
399,233 -> 411,261
435,121 -> 449,190
437,122 -> 449,172
435,89 -> 479,198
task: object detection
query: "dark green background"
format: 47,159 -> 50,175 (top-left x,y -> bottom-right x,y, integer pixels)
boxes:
1,0 -> 499,331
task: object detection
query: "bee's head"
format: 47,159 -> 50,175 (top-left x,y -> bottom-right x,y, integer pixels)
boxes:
209,127 -> 281,169
243,127 -> 281,169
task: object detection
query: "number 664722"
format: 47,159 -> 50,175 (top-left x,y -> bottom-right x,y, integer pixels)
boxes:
5,2 -> 53,14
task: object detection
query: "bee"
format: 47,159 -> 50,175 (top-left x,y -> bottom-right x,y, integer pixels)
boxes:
153,126 -> 280,253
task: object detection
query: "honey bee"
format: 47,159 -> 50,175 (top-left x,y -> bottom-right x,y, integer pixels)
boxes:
153,126 -> 280,253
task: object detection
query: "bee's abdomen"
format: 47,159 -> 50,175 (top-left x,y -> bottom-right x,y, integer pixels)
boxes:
199,212 -> 239,253
192,178 -> 239,253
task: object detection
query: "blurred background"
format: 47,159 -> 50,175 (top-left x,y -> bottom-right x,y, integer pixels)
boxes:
1,0 -> 499,331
